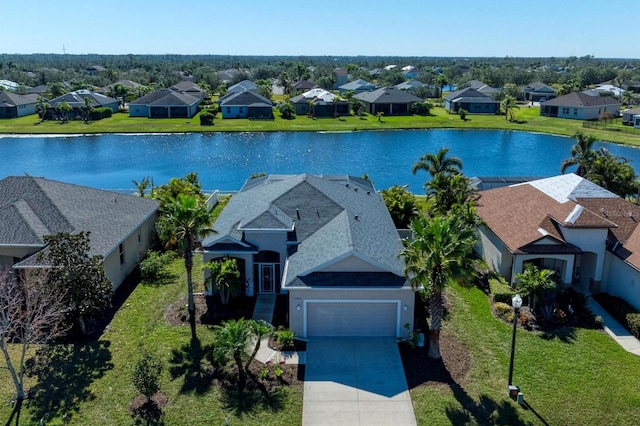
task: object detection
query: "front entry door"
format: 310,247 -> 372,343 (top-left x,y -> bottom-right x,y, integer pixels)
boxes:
259,263 -> 275,293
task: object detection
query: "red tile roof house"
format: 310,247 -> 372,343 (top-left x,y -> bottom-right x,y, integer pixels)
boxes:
540,92 -> 621,120
474,174 -> 640,310
200,174 -> 415,338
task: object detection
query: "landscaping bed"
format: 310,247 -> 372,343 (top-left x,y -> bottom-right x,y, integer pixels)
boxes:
165,294 -> 256,326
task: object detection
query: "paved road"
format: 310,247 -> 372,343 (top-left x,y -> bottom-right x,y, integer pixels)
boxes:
302,337 -> 416,426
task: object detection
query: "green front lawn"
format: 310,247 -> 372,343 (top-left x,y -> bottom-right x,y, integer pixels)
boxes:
0,257 -> 303,425
409,284 -> 640,425
2,106 -> 640,146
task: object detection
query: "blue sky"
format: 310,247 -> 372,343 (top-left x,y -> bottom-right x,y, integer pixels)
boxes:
4,0 -> 637,58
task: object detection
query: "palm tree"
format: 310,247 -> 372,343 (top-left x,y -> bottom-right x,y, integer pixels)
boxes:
560,132 -> 597,176
214,318 -> 252,391
501,95 -> 520,121
157,194 -> 216,339
401,214 -> 478,359
55,100 -> 72,122
515,264 -> 556,311
412,147 -> 463,179
426,173 -> 476,216
132,176 -> 151,197
35,96 -> 50,121
587,148 -> 638,198
622,90 -> 635,106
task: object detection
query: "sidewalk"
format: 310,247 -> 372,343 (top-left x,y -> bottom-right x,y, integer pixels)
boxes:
586,297 -> 640,356
251,294 -> 306,365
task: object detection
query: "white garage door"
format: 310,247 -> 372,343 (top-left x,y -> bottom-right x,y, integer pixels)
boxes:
306,301 -> 399,337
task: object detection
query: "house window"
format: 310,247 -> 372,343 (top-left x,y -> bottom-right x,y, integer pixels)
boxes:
119,243 -> 125,265
562,107 -> 569,114
574,108 -> 578,115
239,107 -> 243,113
137,228 -> 142,244
226,107 -> 231,113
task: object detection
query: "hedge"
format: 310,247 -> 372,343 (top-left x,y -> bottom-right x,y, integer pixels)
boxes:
593,293 -> 640,339
489,276 -> 514,304
89,107 -> 113,120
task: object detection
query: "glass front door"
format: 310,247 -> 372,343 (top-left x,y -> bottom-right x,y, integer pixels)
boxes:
259,263 -> 275,293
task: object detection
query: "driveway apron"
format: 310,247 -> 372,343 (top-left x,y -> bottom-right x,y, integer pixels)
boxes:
303,337 -> 416,426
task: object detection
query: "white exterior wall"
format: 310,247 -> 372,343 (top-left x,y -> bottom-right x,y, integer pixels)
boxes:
245,231 -> 288,265
603,253 -> 640,311
562,227 -> 608,281
512,253 -> 574,285
17,104 -> 37,117
103,214 -> 156,291
556,105 -> 620,120
288,287 -> 415,339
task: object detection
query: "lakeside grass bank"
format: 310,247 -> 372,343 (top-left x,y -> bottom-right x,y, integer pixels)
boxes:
2,106 -> 640,146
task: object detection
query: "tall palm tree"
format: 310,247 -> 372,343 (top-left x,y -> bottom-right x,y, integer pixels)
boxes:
158,194 -> 216,339
501,95 -> 520,121
412,147 -> 463,179
401,214 -> 478,359
560,132 -> 597,176
622,90 -> 635,106
132,176 -> 151,197
587,148 -> 638,198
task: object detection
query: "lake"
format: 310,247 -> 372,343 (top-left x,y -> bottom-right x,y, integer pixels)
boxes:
1,130 -> 639,192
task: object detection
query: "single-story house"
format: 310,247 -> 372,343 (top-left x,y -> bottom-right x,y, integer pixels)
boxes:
333,68 -> 349,89
403,67 -> 422,79
290,88 -> 349,117
201,174 -> 415,338
218,90 -> 273,119
170,81 -> 207,100
26,85 -> 50,96
96,80 -> 145,95
522,82 -> 556,102
634,115 -> 640,129
395,80 -> 426,91
128,89 -> 201,118
0,80 -> 20,91
540,93 -> 621,120
0,176 -> 159,291
292,80 -> 317,93
444,87 -> 500,114
588,84 -> 624,98
354,86 -> 422,115
474,173 -> 640,311
338,79 -> 377,94
48,90 -> 119,119
227,80 -> 257,94
465,80 -> 498,96
0,92 -> 39,118
622,107 -> 640,125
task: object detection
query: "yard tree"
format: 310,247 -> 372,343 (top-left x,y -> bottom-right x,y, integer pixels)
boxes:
276,101 -> 295,119
561,132 -> 597,176
204,257 -> 241,305
153,173 -> 206,208
157,194 -> 216,340
381,185 -> 418,228
401,214 -> 478,359
132,176 -> 152,197
621,90 -> 635,106
426,173 -> 476,216
587,148 -> 638,199
55,100 -> 72,121
515,263 -> 556,311
501,95 -> 519,121
412,147 -> 463,179
35,96 -> 50,120
0,269 -> 68,403
36,231 -> 113,335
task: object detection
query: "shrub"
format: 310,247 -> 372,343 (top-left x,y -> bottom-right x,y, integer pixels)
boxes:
593,315 -> 604,329
494,302 -> 513,322
626,313 -> 640,339
275,328 -> 295,350
140,250 -> 174,280
199,111 -> 214,126
132,351 -> 163,400
489,276 -> 514,304
458,108 -> 468,121
89,107 -> 112,120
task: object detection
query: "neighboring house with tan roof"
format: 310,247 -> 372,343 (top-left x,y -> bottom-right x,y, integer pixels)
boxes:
540,92 -> 621,120
0,176 -> 159,291
201,174 -> 414,338
475,174 -> 640,310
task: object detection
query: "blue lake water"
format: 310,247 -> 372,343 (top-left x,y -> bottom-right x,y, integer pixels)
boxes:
1,130 -> 639,192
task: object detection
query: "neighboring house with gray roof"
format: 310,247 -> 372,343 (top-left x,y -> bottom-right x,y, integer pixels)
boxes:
96,79 -> 145,95
338,79 -> 377,94
522,82 -> 557,102
0,176 -> 159,291
217,90 -> 273,119
354,86 -> 422,115
201,174 -> 415,338
129,89 -> 201,118
227,80 -> 258,94
540,92 -> 621,120
48,90 -> 119,119
170,81 -> 207,100
444,87 -> 500,114
0,92 -> 39,118
475,174 -> 640,311
622,107 -> 640,125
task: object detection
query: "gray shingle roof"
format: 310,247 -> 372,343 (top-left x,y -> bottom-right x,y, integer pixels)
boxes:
130,89 -> 200,106
0,176 -> 158,257
445,87 -> 497,102
541,92 -> 621,107
218,90 -> 272,107
354,86 -> 422,103
0,92 -> 39,107
228,80 -> 257,93
203,174 -> 406,287
338,79 -> 377,91
49,90 -> 117,108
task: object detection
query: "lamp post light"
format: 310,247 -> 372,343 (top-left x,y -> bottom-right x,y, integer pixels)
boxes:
508,294 -> 522,399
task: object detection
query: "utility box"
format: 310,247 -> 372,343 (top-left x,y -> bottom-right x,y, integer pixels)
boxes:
517,392 -> 524,405
508,385 -> 520,400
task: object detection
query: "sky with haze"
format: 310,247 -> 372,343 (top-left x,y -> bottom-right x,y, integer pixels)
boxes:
3,0 -> 636,58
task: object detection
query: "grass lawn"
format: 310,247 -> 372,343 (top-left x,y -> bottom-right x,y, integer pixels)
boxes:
407,284 -> 640,425
0,256 -> 303,426
2,106 -> 640,146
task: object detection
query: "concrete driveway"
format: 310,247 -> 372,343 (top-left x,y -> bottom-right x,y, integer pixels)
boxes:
302,337 -> 416,426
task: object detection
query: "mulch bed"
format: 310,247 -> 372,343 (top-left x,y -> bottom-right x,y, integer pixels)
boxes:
399,330 -> 472,390
165,294 -> 256,326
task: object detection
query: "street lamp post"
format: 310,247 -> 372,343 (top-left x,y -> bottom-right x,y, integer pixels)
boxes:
508,294 -> 522,397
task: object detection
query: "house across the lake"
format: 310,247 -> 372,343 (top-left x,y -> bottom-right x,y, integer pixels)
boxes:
129,89 -> 201,118
0,92 -> 39,118
201,174 -> 415,338
540,92 -> 621,120
444,87 -> 500,114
